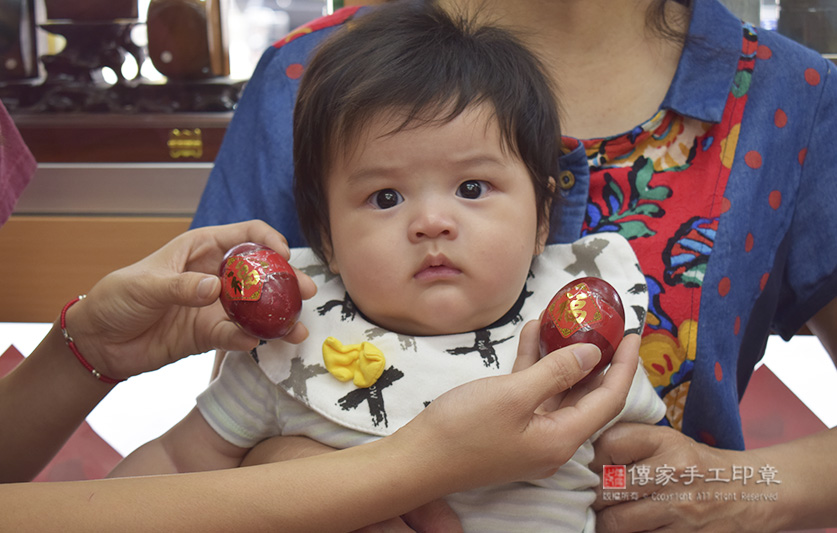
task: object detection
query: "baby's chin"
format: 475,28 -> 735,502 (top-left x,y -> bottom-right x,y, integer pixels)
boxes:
365,309 -> 507,337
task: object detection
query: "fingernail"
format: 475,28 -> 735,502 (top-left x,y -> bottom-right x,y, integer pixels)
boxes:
572,344 -> 601,372
198,276 -> 219,299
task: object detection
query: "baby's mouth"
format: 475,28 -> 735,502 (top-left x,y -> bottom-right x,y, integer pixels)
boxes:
414,255 -> 461,281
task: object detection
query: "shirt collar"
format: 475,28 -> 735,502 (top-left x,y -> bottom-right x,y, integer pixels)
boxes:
661,0 -> 743,123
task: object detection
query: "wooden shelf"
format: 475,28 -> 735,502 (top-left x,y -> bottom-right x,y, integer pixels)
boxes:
11,112 -> 232,163
0,216 -> 192,323
1,112 -> 229,322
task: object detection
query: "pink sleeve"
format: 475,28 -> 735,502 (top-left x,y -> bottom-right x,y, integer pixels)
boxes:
0,100 -> 36,227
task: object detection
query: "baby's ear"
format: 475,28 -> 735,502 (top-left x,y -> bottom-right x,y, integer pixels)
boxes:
535,176 -> 557,256
534,219 -> 549,256
327,257 -> 340,275
321,232 -> 340,274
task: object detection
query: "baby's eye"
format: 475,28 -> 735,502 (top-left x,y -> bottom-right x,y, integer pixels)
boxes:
369,189 -> 403,209
457,180 -> 489,199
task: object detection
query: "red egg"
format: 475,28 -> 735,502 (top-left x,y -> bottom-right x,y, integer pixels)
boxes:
539,277 -> 625,377
219,242 -> 302,339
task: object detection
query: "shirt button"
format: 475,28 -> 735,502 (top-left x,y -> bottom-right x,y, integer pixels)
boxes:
558,170 -> 575,190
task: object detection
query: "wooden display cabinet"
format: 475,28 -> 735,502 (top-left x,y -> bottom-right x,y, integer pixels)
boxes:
0,112 -> 231,323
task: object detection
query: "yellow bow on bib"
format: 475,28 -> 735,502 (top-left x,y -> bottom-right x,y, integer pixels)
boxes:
322,337 -> 386,388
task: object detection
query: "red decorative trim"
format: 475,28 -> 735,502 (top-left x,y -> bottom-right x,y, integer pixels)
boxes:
273,6 -> 363,49
60,296 -> 123,385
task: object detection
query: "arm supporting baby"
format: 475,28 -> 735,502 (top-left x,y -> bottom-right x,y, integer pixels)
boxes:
593,301 -> 837,533
242,327 -> 639,531
593,411 -> 837,532
107,324 -> 637,531
2,336 -> 630,533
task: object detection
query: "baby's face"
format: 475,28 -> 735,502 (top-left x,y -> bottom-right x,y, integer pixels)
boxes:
324,105 -> 546,336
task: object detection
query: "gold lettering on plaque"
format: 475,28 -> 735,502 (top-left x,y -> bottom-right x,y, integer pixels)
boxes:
168,128 -> 203,159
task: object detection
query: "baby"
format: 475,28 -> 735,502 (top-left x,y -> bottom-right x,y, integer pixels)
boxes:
111,2 -> 664,531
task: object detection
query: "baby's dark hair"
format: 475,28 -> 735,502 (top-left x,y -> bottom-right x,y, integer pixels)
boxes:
293,0 -> 562,263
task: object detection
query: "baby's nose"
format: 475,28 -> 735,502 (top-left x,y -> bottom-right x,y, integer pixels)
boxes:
409,206 -> 457,241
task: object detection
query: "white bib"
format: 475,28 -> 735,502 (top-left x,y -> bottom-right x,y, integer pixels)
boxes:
252,233 -> 647,436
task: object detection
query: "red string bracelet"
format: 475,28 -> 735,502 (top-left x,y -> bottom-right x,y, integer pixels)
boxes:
60,295 -> 124,385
